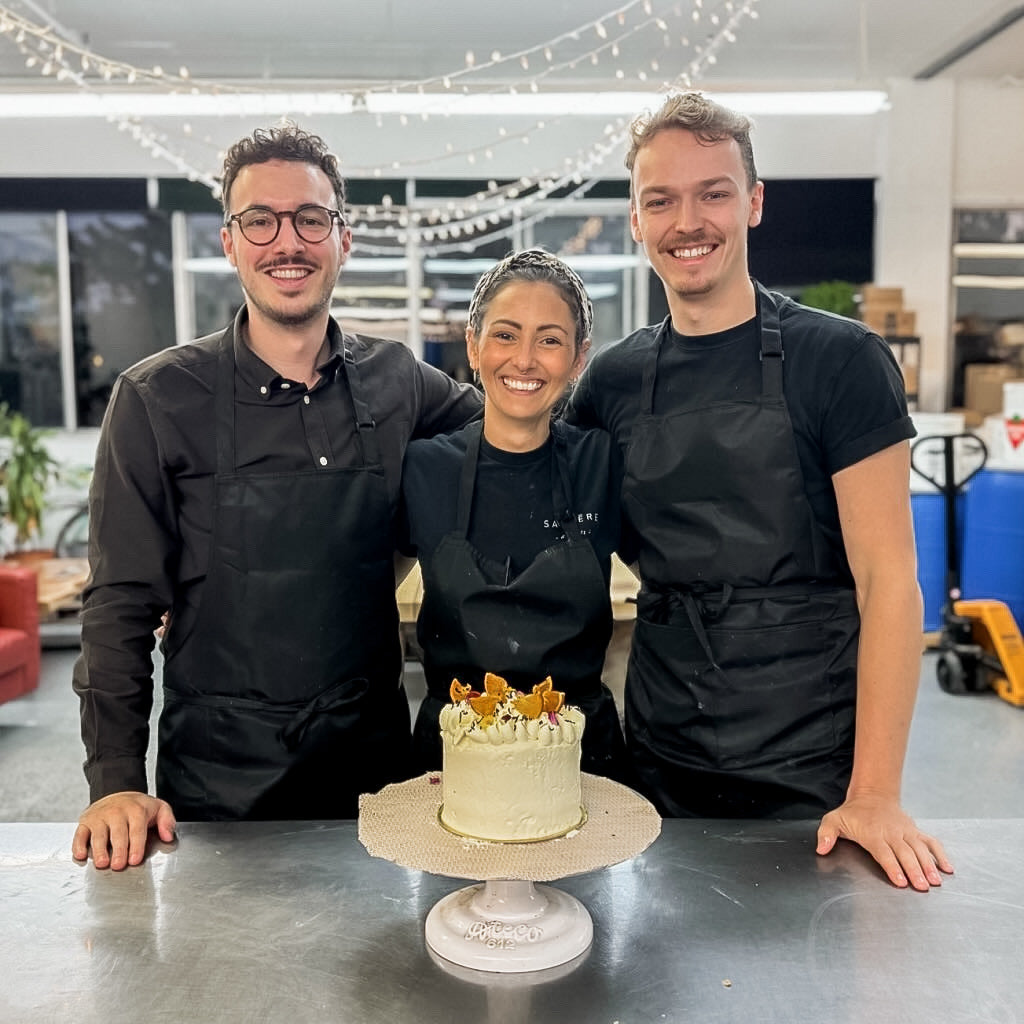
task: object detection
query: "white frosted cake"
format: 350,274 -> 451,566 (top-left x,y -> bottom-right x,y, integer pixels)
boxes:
439,673 -> 586,842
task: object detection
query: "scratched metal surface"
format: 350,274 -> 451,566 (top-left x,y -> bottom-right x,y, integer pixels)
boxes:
0,820 -> 1018,1023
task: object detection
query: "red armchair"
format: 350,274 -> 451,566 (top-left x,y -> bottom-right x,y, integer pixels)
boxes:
0,564 -> 40,705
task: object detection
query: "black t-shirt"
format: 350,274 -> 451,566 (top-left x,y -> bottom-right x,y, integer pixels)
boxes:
401,420 -> 621,584
567,287 -> 914,580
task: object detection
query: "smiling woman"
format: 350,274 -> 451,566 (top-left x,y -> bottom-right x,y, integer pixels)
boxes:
468,279 -> 586,451
400,249 -> 631,785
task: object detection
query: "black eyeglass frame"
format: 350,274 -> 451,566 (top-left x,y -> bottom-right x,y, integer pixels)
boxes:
224,204 -> 346,245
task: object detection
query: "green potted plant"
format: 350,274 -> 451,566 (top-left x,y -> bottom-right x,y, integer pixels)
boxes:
800,280 -> 859,318
0,404 -> 60,559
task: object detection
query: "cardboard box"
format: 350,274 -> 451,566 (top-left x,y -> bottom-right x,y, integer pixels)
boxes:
861,305 -> 916,336
964,363 -> 1019,418
949,406 -> 985,429
860,284 -> 904,307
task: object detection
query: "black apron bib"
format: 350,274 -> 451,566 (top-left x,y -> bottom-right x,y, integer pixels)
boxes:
413,422 -> 628,780
622,286 -> 859,818
157,333 -> 409,820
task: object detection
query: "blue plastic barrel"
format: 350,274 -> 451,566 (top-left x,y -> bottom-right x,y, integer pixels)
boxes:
911,492 -> 962,632
961,469 -> 1024,628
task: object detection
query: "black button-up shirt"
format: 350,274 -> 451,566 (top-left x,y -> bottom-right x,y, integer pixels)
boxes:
74,307 -> 481,799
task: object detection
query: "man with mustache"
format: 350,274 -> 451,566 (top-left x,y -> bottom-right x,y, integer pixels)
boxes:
567,92 -> 953,891
71,123 -> 481,870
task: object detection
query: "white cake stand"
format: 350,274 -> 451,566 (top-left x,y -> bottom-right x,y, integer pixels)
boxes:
358,773 -> 661,974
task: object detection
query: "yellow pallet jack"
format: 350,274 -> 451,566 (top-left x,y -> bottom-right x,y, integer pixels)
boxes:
911,432 -> 1024,707
947,599 -> 1024,706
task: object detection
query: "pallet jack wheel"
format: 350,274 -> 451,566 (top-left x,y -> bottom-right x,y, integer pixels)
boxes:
936,650 -> 968,695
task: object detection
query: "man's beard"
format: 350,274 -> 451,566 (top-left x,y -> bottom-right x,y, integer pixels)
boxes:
243,280 -> 334,328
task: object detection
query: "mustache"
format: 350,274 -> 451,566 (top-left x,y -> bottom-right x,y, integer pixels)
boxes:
664,234 -> 715,246
259,255 -> 318,270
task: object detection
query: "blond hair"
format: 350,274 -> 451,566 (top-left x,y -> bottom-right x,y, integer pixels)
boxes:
626,92 -> 758,191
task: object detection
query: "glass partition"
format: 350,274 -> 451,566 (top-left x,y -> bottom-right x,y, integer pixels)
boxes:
67,212 -> 175,427
0,213 -> 62,426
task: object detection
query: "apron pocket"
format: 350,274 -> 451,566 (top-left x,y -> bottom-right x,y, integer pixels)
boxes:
626,617 -> 721,764
157,681 -> 405,820
627,611 -> 857,774
704,616 -> 855,770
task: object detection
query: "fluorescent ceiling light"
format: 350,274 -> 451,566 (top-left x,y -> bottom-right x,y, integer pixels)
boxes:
0,89 -> 889,119
722,91 -> 890,115
185,254 -> 647,277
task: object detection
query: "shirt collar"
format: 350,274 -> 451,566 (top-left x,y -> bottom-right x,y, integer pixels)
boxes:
231,306 -> 346,396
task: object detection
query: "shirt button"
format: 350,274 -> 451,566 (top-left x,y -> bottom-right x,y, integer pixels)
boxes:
281,381 -> 291,389
319,456 -> 328,467
260,385 -> 268,395
304,395 -> 310,405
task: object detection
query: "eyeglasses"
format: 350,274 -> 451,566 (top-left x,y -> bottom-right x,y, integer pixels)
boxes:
225,205 -> 344,245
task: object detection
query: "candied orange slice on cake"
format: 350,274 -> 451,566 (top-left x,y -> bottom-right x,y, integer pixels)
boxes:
468,672 -> 509,718
513,676 -> 565,718
450,679 -> 473,703
513,690 -> 543,718
538,676 -> 564,714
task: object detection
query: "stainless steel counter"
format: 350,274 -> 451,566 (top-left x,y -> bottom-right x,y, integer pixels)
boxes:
1,819 -> 1020,1023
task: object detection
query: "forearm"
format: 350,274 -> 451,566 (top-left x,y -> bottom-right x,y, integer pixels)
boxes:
846,573 -> 924,800
74,601 -> 158,800
76,380 -> 176,800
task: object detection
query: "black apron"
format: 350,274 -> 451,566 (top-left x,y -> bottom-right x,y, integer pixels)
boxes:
623,285 -> 859,818
157,332 -> 409,821
412,421 -> 628,781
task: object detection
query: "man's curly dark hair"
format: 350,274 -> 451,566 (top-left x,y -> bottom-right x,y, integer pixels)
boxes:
219,122 -> 347,220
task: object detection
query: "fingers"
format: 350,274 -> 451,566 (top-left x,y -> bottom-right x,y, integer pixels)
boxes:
815,802 -> 954,891
859,830 -> 953,891
815,820 -> 838,856
925,834 -> 955,876
72,793 -> 175,871
155,803 -> 178,844
72,821 -> 109,867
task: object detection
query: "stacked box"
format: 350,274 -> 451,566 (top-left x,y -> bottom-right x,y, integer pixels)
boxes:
859,284 -> 917,337
964,363 -> 1019,418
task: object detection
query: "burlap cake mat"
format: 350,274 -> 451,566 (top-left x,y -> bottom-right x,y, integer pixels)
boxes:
358,772 -> 662,881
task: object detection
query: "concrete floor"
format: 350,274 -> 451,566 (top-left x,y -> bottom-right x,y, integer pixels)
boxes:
1,642 -> 1021,824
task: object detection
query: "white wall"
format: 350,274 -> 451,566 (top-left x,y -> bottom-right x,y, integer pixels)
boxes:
874,79 -> 957,412
953,81 -> 1024,207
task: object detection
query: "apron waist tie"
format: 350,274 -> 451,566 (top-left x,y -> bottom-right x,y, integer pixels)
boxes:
164,677 -> 370,752
637,580 -> 853,675
638,579 -> 848,619
281,676 -> 370,750
637,584 -> 736,671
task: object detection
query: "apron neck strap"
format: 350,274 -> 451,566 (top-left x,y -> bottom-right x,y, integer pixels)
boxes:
639,284 -> 786,414
639,316 -> 671,415
341,345 -> 382,467
456,421 -> 484,535
756,284 -> 784,400
454,421 -> 580,541
215,328 -> 238,475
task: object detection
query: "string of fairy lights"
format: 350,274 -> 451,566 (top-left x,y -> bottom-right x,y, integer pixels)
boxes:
0,0 -> 760,255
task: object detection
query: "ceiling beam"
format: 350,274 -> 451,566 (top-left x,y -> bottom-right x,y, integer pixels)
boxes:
915,4 -> 1024,79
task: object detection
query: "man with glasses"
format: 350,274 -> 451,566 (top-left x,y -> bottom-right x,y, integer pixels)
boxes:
72,123 -> 481,870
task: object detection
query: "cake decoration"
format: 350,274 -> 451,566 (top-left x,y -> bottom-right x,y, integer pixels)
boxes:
439,673 -> 586,842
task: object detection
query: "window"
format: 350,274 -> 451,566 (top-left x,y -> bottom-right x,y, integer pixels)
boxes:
68,212 -> 175,427
0,213 -> 62,427
187,213 -> 244,339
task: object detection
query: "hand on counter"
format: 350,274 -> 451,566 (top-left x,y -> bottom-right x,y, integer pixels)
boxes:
72,791 -> 177,871
816,794 -> 954,892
